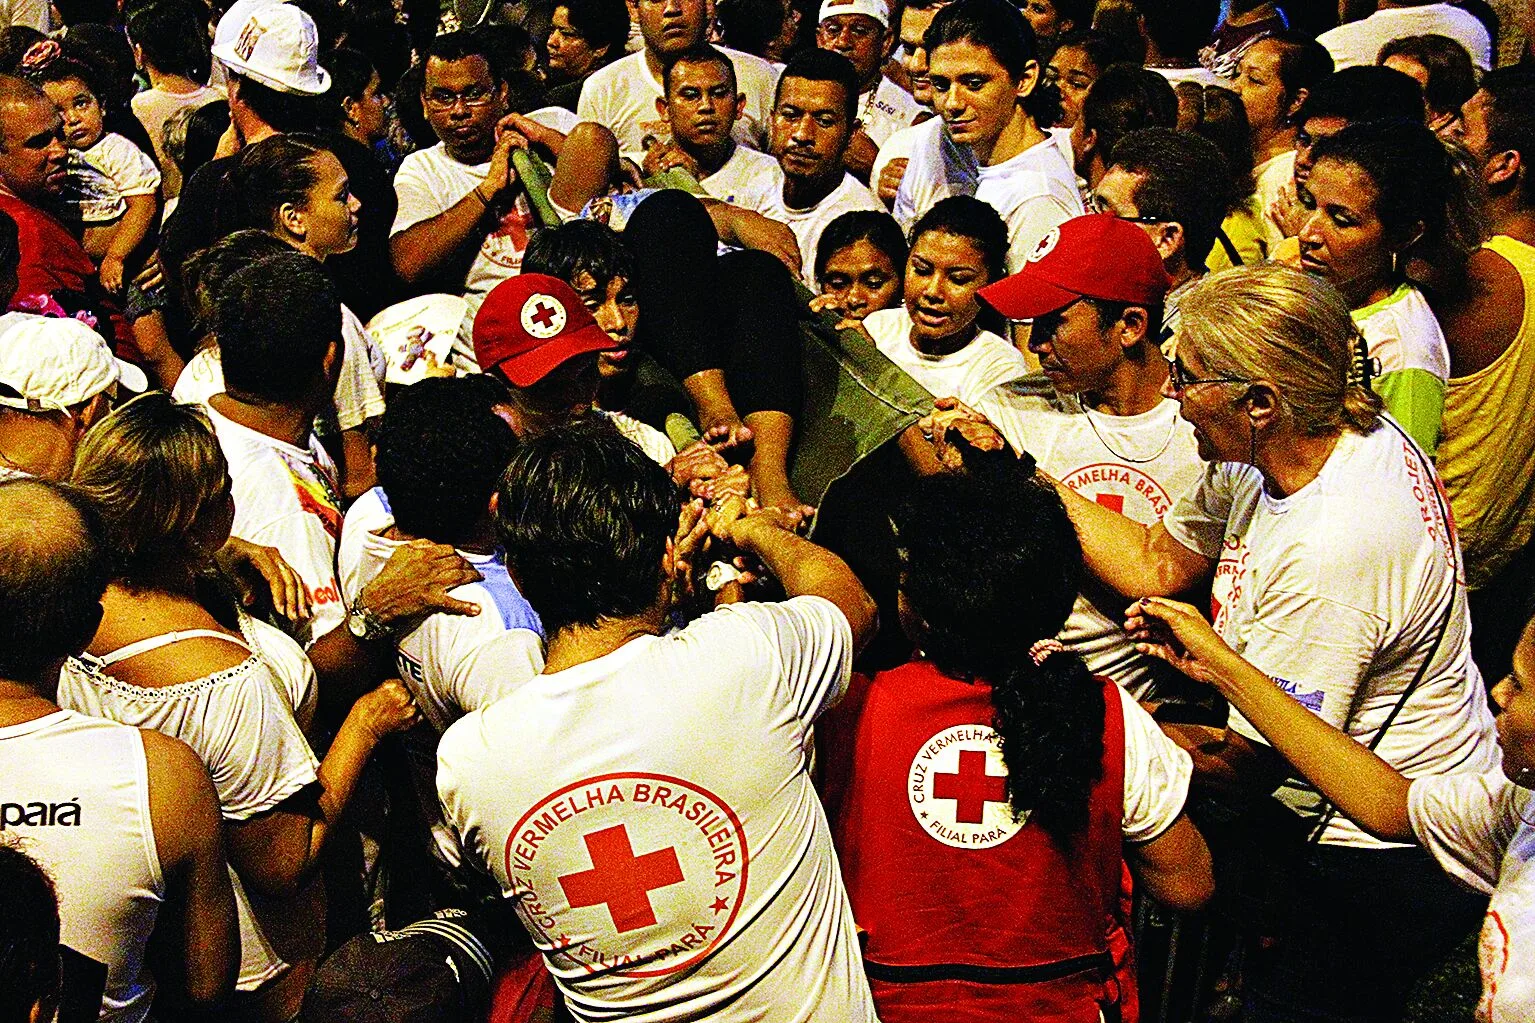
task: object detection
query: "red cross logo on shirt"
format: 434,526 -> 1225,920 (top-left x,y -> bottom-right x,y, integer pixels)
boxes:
932,749 -> 1009,824
1095,492 -> 1125,513
558,824 -> 685,933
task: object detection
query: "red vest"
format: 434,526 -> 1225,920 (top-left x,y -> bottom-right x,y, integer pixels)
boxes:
824,659 -> 1128,1023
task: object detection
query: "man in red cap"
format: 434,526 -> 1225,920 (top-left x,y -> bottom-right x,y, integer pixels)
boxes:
473,273 -> 676,464
975,212 -> 1203,702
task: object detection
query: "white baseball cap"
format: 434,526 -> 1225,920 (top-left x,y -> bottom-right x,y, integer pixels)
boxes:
819,0 -> 889,28
0,315 -> 148,414
212,0 -> 331,96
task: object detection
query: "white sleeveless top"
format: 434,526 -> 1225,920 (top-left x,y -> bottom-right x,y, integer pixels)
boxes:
57,609 -> 321,991
0,710 -> 163,1022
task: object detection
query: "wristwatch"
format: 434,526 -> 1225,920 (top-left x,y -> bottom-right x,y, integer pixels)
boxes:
346,600 -> 392,642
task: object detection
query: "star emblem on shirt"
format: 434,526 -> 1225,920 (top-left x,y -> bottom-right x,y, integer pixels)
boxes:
710,897 -> 730,914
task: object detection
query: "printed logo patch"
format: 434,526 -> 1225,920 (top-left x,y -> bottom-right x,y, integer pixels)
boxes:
908,724 -> 1023,849
505,773 -> 749,978
1062,462 -> 1175,520
1027,227 -> 1060,263
520,293 -> 567,338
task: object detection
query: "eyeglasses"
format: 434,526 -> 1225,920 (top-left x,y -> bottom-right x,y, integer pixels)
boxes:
1087,191 -> 1166,225
1167,354 -> 1248,392
424,86 -> 495,110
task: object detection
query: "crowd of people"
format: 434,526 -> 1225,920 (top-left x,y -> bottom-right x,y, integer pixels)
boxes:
0,0 -> 1532,1020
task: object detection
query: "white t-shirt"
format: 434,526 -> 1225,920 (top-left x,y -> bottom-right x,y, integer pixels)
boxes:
864,305 -> 1027,403
698,143 -> 780,208
751,167 -> 884,286
1114,684 -> 1197,840
1408,771 -> 1535,1023
1253,148 -> 1296,252
131,84 -> 224,198
608,408 -> 677,465
204,404 -> 348,645
871,119 -> 925,204
174,306 -> 386,433
0,710 -> 162,1023
1163,424 -> 1499,846
337,486 -> 545,737
577,48 -> 780,164
392,142 -> 539,312
69,132 -> 160,224
978,389 -> 1203,698
1354,283 -> 1451,454
437,596 -> 876,1022
1318,3 -> 1492,70
858,75 -> 924,148
894,117 -> 1084,272
57,612 -> 321,991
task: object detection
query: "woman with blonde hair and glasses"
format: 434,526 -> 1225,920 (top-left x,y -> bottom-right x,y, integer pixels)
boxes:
57,391 -> 420,1023
930,262 -> 1498,1022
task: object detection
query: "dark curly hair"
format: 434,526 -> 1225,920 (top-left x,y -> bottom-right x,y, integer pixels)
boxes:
892,463 -> 1105,841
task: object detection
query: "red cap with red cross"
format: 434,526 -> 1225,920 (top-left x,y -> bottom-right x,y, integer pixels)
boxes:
978,213 -> 1172,321
473,274 -> 616,387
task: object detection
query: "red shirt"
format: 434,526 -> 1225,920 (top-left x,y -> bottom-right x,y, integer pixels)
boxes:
822,659 -> 1129,1023
0,193 -> 125,344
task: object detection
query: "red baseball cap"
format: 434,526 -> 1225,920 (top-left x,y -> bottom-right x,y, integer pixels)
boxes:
979,214 -> 1173,321
473,274 -> 616,387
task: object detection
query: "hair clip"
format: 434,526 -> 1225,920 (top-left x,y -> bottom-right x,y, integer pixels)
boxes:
1028,638 -> 1065,666
20,39 -> 60,72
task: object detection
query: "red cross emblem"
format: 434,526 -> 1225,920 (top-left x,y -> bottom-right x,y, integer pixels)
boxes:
557,824 -> 685,934
529,301 -> 559,330
1095,492 -> 1124,513
932,749 -> 1009,824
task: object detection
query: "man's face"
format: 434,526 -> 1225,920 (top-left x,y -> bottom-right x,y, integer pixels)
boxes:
817,13 -> 892,89
636,0 -> 707,58
1459,88 -> 1492,165
0,97 -> 69,202
422,55 -> 509,162
662,58 -> 741,157
898,7 -> 935,106
771,75 -> 854,186
1022,0 -> 1072,42
928,40 -> 1029,151
1028,298 -> 1137,396
571,270 -> 640,380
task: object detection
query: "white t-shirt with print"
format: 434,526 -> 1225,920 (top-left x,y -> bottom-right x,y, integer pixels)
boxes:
1408,771 -> 1534,1022
979,389 -> 1203,698
0,710 -> 162,1023
437,596 -> 876,1023
750,167 -> 885,285
204,404 -> 348,645
864,305 -> 1027,404
392,142 -> 539,312
858,76 -> 924,148
698,143 -> 780,208
577,48 -> 780,164
894,117 -> 1084,272
1318,2 -> 1492,71
1163,424 -> 1499,847
173,304 -> 388,433
70,132 -> 160,223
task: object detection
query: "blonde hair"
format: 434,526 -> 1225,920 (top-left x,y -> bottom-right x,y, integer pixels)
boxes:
70,391 -> 229,587
1176,264 -> 1382,436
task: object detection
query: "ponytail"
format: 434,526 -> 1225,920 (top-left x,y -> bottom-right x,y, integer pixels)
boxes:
990,646 -> 1105,841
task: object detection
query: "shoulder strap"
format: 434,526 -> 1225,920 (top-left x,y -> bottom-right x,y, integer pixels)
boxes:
1216,226 -> 1243,267
96,629 -> 251,667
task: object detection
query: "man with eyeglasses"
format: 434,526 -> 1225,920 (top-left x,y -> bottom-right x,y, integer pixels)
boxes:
973,213 -> 1202,701
391,32 -> 562,311
1087,127 -> 1234,335
816,0 -> 922,179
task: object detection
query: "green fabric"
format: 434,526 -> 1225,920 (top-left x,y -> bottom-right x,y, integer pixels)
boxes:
791,286 -> 935,513
642,167 -> 707,195
511,148 -> 561,228
1374,367 -> 1446,457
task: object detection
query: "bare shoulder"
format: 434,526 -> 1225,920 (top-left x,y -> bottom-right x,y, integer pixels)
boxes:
1431,246 -> 1525,378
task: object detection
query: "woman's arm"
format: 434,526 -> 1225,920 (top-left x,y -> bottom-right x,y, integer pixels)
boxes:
223,680 -> 419,897
1125,813 -> 1214,912
1126,596 -> 1415,842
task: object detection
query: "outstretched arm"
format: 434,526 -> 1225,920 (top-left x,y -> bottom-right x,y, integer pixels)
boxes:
1126,596 -> 1414,842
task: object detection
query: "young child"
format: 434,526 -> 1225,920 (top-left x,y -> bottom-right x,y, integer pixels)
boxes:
25,45 -> 160,294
